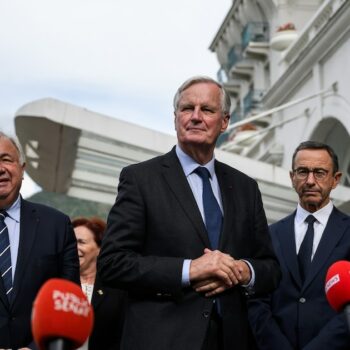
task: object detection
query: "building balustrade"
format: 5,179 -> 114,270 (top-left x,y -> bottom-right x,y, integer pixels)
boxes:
243,89 -> 264,115
242,22 -> 269,50
226,45 -> 242,71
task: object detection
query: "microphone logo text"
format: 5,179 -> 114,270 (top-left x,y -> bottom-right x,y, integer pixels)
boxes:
325,274 -> 340,294
52,290 -> 90,317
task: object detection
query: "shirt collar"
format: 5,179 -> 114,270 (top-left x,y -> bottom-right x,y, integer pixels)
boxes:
176,144 -> 216,177
4,195 -> 21,223
296,200 -> 333,226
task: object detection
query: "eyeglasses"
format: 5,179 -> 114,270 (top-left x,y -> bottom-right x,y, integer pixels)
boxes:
292,167 -> 330,181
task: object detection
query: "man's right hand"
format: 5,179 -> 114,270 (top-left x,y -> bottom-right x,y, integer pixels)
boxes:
189,248 -> 242,295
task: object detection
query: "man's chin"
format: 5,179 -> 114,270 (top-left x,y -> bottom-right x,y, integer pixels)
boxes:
0,192 -> 9,200
183,133 -> 205,140
302,199 -> 322,212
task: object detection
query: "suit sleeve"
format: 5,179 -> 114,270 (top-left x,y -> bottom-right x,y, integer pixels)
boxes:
248,295 -> 294,350
243,185 -> 286,349
243,182 -> 281,295
97,166 -> 184,295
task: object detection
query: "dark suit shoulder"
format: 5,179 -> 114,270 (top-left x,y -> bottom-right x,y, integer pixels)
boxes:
268,213 -> 295,243
123,148 -> 175,172
215,159 -> 259,187
270,212 -> 295,228
124,156 -> 166,173
331,206 -> 350,221
22,199 -> 70,220
120,148 -> 181,185
215,159 -> 255,182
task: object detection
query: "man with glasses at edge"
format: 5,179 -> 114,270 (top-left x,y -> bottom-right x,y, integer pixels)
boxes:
248,141 -> 350,350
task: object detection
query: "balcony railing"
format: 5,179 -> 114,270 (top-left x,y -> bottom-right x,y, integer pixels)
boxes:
216,132 -> 230,147
227,45 -> 242,71
230,108 -> 242,124
242,22 -> 269,50
216,108 -> 242,147
243,89 -> 264,115
217,67 -> 228,84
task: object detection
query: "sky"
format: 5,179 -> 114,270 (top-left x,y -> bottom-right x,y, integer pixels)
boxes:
0,0 -> 232,197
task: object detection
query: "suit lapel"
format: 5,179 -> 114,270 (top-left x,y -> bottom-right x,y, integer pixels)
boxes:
303,208 -> 349,289
215,162 -> 234,251
161,149 -> 210,247
275,213 -> 302,287
11,200 -> 39,305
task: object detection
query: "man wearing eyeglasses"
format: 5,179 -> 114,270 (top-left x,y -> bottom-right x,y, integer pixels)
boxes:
248,140 -> 350,349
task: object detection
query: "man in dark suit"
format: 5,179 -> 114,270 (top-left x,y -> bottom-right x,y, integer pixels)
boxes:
248,141 -> 350,349
97,76 -> 281,350
0,131 -> 80,349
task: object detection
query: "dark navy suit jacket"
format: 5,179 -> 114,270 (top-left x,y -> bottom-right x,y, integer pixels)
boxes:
98,147 -> 280,350
248,207 -> 350,350
0,199 -> 80,349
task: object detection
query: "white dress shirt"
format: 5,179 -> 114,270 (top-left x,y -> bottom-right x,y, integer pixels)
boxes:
175,145 -> 255,288
294,201 -> 333,259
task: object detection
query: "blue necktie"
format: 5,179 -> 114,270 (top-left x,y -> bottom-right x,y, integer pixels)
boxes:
298,215 -> 316,282
194,167 -> 223,249
0,211 -> 13,299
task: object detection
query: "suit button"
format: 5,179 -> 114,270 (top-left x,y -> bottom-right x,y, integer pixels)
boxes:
299,297 -> 306,303
203,311 -> 210,318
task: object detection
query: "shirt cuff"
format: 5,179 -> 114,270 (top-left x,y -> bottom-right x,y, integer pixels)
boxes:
181,259 -> 191,287
241,259 -> 255,289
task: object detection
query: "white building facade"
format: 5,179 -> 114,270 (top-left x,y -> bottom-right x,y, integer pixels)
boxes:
14,0 -> 350,221
210,0 -> 350,211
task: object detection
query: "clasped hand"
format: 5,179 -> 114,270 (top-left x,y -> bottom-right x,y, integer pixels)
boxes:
189,248 -> 251,297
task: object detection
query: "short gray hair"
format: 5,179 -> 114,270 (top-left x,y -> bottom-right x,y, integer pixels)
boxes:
173,76 -> 231,116
0,131 -> 26,165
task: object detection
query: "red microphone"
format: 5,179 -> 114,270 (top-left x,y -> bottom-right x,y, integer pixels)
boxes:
32,278 -> 94,350
325,260 -> 350,333
325,260 -> 350,311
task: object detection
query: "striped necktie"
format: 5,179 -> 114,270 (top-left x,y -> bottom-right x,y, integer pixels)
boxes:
0,211 -> 13,299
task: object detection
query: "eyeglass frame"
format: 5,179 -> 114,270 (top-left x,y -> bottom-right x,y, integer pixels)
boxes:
291,167 -> 333,181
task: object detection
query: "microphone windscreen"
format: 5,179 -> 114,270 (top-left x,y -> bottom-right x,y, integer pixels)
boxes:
31,278 -> 94,350
325,260 -> 350,312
